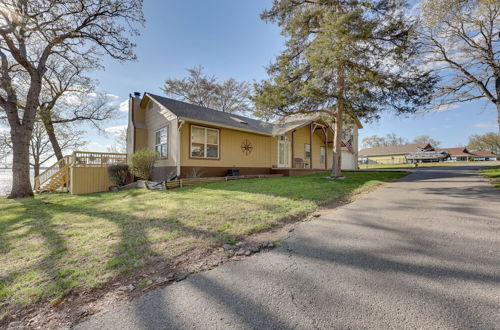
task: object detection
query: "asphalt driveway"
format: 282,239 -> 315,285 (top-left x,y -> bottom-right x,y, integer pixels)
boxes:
74,165 -> 500,330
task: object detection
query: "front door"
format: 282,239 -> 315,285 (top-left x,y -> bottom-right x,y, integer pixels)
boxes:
278,139 -> 291,168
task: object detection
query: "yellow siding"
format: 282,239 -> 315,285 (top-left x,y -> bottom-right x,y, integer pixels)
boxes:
70,167 -> 113,195
133,99 -> 145,123
135,128 -> 148,150
145,101 -> 178,167
270,136 -> 278,167
179,123 -> 331,170
180,123 -> 273,168
367,154 -> 407,164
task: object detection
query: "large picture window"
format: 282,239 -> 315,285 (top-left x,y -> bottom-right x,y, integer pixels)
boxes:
155,127 -> 168,158
191,125 -> 219,159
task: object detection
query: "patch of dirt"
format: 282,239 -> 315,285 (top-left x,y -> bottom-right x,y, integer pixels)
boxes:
0,182 -> 390,330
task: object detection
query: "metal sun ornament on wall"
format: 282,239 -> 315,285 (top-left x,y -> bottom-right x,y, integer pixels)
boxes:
241,139 -> 253,155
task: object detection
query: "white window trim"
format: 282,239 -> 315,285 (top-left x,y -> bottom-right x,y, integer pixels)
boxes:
190,125 -> 220,159
154,126 -> 169,159
320,146 -> 326,164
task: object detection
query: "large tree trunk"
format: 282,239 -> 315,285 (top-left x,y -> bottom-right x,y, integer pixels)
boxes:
331,66 -> 345,178
9,130 -> 34,198
32,159 -> 40,189
33,161 -> 40,181
40,108 -> 64,161
496,101 -> 500,132
496,76 -> 500,131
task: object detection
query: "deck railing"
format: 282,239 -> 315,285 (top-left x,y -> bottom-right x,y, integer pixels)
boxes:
72,151 -> 127,167
35,152 -> 127,191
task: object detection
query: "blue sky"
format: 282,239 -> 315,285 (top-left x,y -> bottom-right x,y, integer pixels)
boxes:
87,0 -> 498,152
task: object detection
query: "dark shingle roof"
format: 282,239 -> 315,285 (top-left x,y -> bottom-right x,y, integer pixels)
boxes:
146,93 -> 274,135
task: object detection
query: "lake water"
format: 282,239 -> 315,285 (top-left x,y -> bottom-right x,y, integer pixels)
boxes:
0,169 -> 12,196
0,169 -> 35,197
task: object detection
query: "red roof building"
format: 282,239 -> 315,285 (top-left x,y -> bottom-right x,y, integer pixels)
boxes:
437,147 -> 498,161
436,147 -> 474,161
470,150 -> 497,161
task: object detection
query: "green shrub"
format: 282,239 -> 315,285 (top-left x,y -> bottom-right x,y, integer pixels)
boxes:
107,164 -> 131,186
129,149 -> 157,180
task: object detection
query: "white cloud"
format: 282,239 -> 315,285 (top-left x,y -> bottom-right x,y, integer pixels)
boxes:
473,121 -> 497,129
61,91 -> 83,106
105,125 -> 127,135
431,104 -> 459,112
119,99 -> 129,112
60,91 -> 119,107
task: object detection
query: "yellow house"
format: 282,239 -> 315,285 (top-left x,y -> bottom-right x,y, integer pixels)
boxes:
127,93 -> 362,179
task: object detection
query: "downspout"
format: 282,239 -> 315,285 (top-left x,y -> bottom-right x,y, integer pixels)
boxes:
177,120 -> 185,178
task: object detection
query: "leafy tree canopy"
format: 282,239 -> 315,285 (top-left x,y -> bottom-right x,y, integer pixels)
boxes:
253,0 -> 437,122
413,135 -> 440,147
362,133 -> 408,148
467,132 -> 500,154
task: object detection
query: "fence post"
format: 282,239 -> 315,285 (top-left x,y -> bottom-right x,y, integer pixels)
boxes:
180,179 -> 183,188
66,166 -> 71,192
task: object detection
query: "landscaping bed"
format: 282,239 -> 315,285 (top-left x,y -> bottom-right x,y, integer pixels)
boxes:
0,171 -> 406,328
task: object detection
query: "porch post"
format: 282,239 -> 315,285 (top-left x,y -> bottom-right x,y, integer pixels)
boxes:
324,128 -> 328,169
291,130 -> 295,168
310,123 -> 313,169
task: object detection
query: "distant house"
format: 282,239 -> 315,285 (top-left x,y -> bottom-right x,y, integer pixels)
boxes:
358,143 -> 434,165
470,150 -> 497,161
126,92 -> 362,180
435,147 -> 497,162
436,147 -> 475,162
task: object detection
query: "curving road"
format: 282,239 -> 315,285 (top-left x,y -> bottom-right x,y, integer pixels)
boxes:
74,165 -> 500,330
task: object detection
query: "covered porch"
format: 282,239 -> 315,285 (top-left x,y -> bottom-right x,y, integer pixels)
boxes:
274,117 -> 358,172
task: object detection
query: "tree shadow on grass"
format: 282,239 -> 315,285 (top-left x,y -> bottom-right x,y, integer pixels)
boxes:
0,198 -> 70,308
1,191 -> 261,311
0,173 -> 403,303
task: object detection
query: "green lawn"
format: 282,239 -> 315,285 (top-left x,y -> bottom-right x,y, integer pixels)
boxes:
359,161 -> 482,169
479,166 -> 500,189
0,171 -> 405,311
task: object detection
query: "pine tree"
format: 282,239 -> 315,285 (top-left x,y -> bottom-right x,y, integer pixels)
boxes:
254,0 -> 437,177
